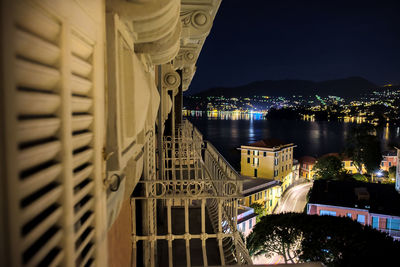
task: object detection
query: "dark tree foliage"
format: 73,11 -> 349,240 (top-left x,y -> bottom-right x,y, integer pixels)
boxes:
345,124 -> 382,175
247,213 -> 400,266
312,155 -> 346,180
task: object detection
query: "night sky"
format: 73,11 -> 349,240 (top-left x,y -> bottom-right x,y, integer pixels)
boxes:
189,0 -> 400,94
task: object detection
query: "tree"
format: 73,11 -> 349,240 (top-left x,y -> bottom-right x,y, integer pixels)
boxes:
345,124 -> 382,175
246,213 -> 303,264
250,202 -> 265,222
247,213 -> 400,266
312,155 -> 346,180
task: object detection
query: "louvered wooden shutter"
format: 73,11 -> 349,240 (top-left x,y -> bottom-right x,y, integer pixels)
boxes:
1,1 -> 107,266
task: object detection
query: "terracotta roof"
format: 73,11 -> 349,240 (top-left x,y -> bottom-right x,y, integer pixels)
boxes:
247,138 -> 292,149
299,156 -> 317,164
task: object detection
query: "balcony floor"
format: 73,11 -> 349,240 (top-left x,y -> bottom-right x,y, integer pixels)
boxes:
157,206 -> 221,266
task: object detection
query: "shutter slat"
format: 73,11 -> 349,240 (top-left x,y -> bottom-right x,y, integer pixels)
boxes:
72,115 -> 93,132
75,214 -> 94,240
16,59 -> 60,91
75,230 -> 94,258
71,55 -> 92,78
15,1 -> 60,43
21,185 -> 62,225
25,229 -> 63,267
71,96 -> 93,113
71,34 -> 93,61
74,181 -> 94,205
72,132 -> 93,150
20,164 -> 62,198
18,141 -> 61,171
74,165 -> 93,187
18,118 -> 60,143
48,249 -> 64,267
71,74 -> 92,96
74,198 -> 94,223
16,29 -> 60,66
73,149 -> 93,169
21,206 -> 62,251
18,91 -> 60,116
79,246 -> 94,267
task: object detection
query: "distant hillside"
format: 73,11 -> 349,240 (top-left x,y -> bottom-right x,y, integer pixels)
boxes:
195,76 -> 378,98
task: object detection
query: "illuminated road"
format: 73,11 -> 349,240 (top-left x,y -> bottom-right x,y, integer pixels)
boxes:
252,182 -> 313,265
274,182 -> 313,214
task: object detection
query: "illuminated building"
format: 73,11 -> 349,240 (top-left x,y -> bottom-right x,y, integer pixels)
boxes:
239,139 -> 295,190
299,156 -> 317,180
308,180 -> 400,240
239,178 -> 282,215
380,150 -> 397,172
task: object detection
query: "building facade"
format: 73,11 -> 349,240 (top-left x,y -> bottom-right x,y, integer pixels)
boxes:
299,156 -> 316,180
0,0 -> 253,266
237,206 -> 257,238
240,139 -> 295,189
240,178 -> 282,215
308,180 -> 400,240
381,150 -> 397,172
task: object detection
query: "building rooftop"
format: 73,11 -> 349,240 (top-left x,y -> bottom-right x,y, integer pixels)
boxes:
244,138 -> 294,150
299,156 -> 317,164
309,180 -> 400,217
383,150 -> 397,157
237,205 -> 257,224
240,177 -> 281,196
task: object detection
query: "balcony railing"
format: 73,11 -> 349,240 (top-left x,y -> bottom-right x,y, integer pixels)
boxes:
131,120 -> 252,266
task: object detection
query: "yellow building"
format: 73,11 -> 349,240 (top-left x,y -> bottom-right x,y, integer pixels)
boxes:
240,178 -> 282,215
240,139 -> 296,190
299,156 -> 317,180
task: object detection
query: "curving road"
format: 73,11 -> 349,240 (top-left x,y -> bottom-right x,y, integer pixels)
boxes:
274,182 -> 313,214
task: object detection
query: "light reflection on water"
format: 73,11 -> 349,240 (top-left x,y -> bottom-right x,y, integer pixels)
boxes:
186,113 -> 400,171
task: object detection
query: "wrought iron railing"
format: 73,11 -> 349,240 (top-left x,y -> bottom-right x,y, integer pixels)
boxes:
131,120 -> 252,266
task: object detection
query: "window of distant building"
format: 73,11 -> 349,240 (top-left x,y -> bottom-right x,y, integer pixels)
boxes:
320,210 -> 336,216
275,158 -> 278,166
254,150 -> 259,156
270,200 -> 272,207
357,214 -> 365,224
242,222 -> 246,232
264,151 -> 267,157
247,150 -> 250,155
247,157 -> 250,164
347,213 -> 352,218
350,162 -> 353,166
372,217 -> 379,229
249,219 -> 252,229
286,155 -> 288,161
274,170 -> 278,177
389,162 -> 392,167
387,218 -> 400,230
254,169 -> 257,177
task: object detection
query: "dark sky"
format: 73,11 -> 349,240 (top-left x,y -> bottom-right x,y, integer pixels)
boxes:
188,0 -> 400,94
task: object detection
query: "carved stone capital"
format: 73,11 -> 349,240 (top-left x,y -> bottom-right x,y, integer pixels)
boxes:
181,9 -> 212,38
162,63 -> 181,91
173,47 -> 199,69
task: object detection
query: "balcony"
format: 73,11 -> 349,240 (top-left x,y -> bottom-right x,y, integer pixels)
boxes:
131,120 -> 252,266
